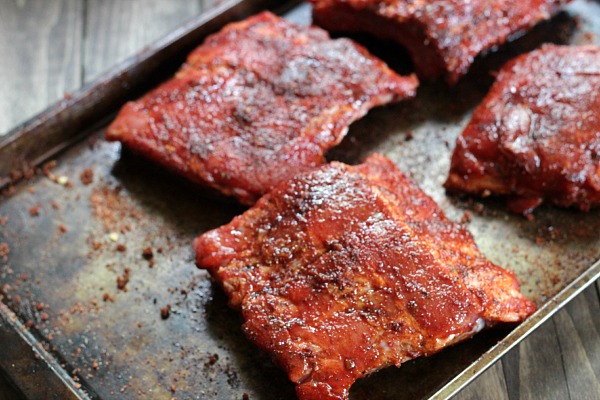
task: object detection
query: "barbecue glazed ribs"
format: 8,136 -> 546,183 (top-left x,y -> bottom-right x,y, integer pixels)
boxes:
195,154 -> 535,400
446,45 -> 600,215
105,12 -> 417,205
310,0 -> 571,84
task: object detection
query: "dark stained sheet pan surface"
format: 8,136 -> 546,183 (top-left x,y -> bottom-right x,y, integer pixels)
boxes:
0,1 -> 599,399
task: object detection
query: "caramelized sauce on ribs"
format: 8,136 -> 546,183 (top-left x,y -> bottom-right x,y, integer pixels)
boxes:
446,45 -> 600,215
310,0 -> 571,83
106,12 -> 417,205
195,154 -> 535,400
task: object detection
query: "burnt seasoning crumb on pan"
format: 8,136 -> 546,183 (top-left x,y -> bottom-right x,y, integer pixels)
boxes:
160,304 -> 171,319
0,242 -> 9,262
116,268 -> 130,291
80,168 -> 94,185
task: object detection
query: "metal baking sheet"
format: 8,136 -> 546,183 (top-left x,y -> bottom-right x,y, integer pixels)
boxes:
1,1 -> 599,399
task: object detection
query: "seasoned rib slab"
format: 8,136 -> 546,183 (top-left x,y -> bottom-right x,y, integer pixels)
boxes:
446,45 -> 600,214
195,154 -> 535,400
106,12 -> 417,205
311,0 -> 571,84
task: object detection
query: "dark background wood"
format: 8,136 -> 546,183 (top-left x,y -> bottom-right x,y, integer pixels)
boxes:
0,0 -> 598,399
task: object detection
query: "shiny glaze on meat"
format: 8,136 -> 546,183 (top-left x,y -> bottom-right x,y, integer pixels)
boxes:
195,154 -> 535,400
446,45 -> 600,215
310,0 -> 571,83
106,12 -> 417,205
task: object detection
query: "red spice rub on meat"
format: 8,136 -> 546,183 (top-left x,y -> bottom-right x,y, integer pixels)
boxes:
106,12 -> 417,205
446,45 -> 600,215
310,0 -> 571,83
195,154 -> 535,400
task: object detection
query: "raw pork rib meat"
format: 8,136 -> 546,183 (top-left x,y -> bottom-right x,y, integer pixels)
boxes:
446,45 -> 600,214
106,12 -> 417,205
195,153 -> 535,400
310,0 -> 571,83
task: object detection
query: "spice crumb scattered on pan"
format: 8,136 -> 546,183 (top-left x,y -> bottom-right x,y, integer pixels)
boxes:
142,246 -> 153,260
116,268 -> 130,291
160,304 -> 171,319
116,244 -> 127,252
28,205 -> 40,216
461,211 -> 472,224
80,168 -> 94,185
142,246 -> 155,267
473,203 -> 484,214
205,353 -> 219,367
102,293 -> 115,302
0,215 -> 7,225
0,242 -> 9,262
42,161 -> 70,186
42,161 -> 57,176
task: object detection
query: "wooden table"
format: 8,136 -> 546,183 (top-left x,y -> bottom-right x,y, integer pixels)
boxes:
0,1 -> 598,399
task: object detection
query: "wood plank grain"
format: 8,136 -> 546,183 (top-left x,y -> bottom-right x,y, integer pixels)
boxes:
453,362 -> 509,400
83,0 -> 214,82
0,0 -> 83,135
0,0 -> 83,394
555,283 -> 600,400
443,281 -> 598,400
503,318 -> 570,400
